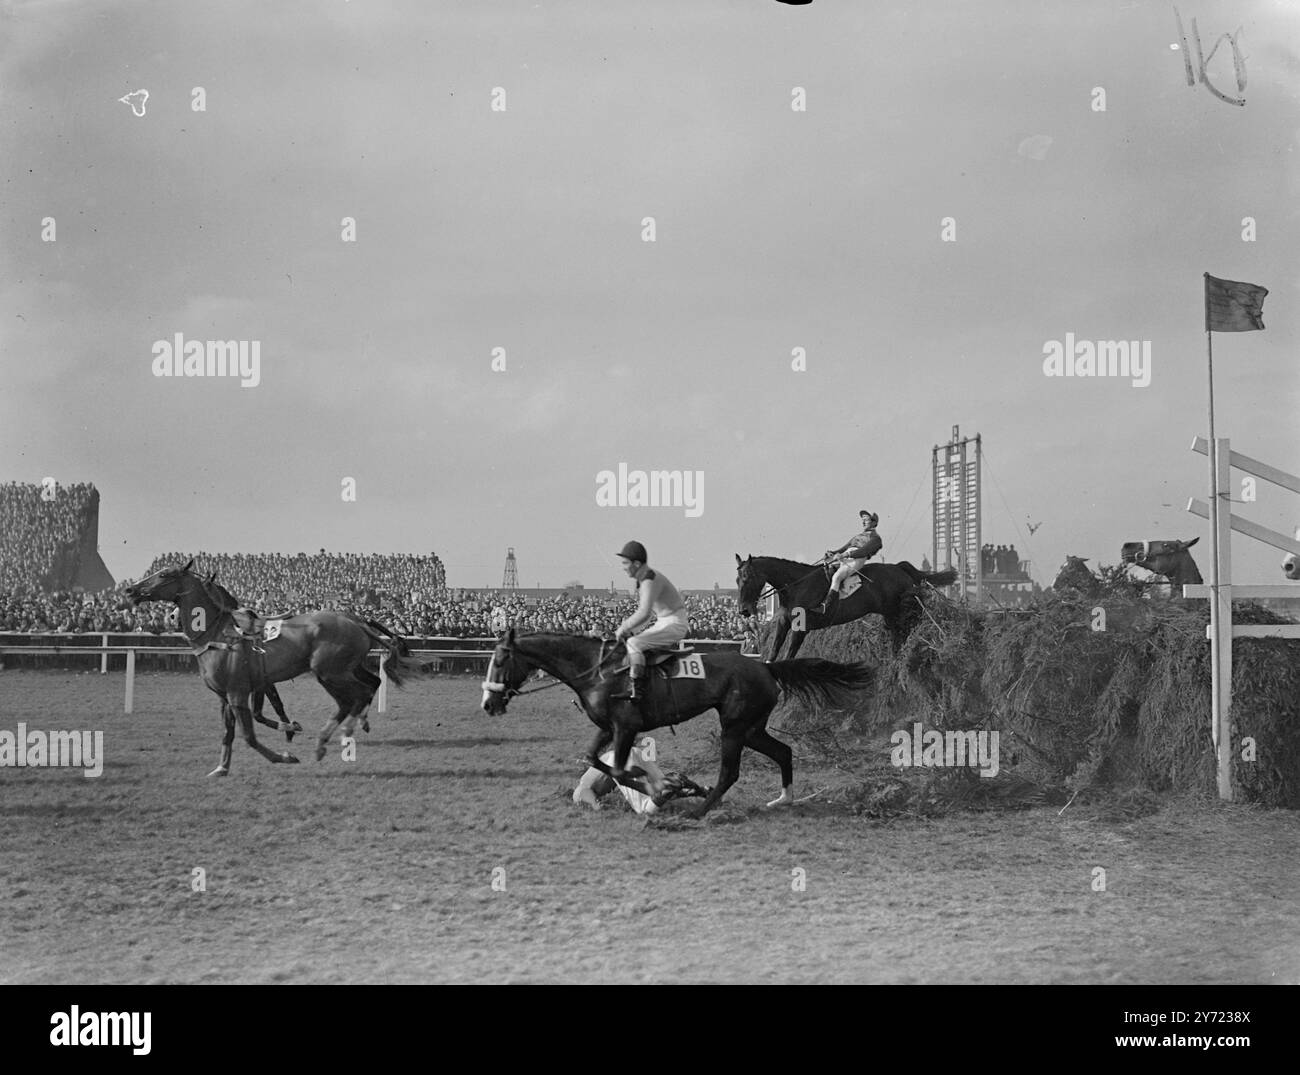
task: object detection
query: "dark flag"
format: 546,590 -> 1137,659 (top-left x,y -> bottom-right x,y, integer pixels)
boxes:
1205,273 -> 1267,332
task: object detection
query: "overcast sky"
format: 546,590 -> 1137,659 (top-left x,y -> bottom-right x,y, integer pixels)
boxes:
3,0 -> 1298,591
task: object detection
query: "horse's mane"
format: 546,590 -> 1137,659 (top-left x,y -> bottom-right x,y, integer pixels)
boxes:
749,555 -> 820,573
199,571 -> 241,611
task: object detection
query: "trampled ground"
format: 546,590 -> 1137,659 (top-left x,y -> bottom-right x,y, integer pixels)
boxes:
1,670 -> 1297,983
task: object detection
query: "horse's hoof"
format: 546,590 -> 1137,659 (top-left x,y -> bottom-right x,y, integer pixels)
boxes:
314,745 -> 327,762
285,731 -> 296,744
282,753 -> 300,764
766,791 -> 795,808
207,767 -> 229,778
361,720 -> 370,734
290,721 -> 303,733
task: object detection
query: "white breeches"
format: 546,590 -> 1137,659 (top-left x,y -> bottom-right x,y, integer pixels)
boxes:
830,558 -> 868,592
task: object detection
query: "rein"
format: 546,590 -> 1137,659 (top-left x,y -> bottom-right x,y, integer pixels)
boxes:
482,636 -> 615,699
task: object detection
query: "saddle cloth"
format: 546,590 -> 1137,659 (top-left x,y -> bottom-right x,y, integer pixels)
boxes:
613,646 -> 696,676
231,607 -> 294,647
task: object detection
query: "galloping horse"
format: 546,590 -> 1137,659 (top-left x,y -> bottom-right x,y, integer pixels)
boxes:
480,629 -> 874,818
125,560 -> 422,775
1120,538 -> 1202,597
734,554 -> 958,661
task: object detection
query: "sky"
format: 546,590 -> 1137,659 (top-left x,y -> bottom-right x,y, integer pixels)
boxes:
2,0 -> 1298,592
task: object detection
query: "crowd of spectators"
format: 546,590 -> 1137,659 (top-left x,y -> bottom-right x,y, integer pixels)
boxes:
0,481 -> 99,594
1,549 -> 750,641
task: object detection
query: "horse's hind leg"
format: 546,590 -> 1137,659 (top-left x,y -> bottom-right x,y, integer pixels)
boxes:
351,665 -> 381,733
314,676 -> 358,762
745,724 -> 795,807
689,729 -> 746,819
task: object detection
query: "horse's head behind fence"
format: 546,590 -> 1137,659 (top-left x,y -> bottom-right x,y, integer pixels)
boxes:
1120,538 -> 1201,587
735,553 -> 765,618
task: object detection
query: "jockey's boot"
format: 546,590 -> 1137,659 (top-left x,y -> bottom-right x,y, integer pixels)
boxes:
816,588 -> 839,616
627,669 -> 650,716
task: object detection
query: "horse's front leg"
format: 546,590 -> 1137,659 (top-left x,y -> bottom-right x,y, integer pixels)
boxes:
605,721 -> 653,797
262,684 -> 302,741
583,726 -> 613,770
210,699 -> 236,777
230,689 -> 300,766
768,608 -> 798,662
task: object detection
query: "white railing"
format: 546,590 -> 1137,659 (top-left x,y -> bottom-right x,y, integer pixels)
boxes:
1184,436 -> 1300,800
0,635 -> 750,714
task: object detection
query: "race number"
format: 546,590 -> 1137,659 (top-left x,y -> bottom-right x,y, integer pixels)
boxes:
672,654 -> 706,679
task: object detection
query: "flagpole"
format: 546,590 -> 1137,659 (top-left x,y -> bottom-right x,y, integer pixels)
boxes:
1203,274 -> 1222,759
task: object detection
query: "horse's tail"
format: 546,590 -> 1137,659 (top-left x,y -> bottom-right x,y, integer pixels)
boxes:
764,658 -> 874,709
895,561 -> 958,588
355,617 -> 423,688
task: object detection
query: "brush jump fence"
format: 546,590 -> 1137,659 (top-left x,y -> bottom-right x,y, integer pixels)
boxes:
1185,436 -> 1300,800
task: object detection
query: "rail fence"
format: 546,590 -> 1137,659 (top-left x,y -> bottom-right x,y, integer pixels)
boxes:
0,634 -> 752,713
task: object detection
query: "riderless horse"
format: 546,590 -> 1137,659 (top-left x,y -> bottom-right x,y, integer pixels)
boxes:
1120,538 -> 1203,597
480,629 -> 874,818
193,572 -> 302,743
734,554 -> 958,661
125,560 -> 421,775
1052,555 -> 1102,596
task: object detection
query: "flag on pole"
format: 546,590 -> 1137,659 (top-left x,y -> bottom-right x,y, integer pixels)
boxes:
1205,273 -> 1268,332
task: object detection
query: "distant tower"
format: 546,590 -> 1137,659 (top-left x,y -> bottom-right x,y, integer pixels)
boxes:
502,547 -> 518,589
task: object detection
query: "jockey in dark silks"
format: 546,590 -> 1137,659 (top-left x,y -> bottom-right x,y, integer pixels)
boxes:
817,510 -> 882,615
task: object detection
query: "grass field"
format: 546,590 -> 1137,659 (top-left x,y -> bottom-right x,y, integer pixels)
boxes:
1,669 -> 1297,983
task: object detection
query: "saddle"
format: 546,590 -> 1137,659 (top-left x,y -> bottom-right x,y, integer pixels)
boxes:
611,645 -> 696,676
230,607 -> 294,650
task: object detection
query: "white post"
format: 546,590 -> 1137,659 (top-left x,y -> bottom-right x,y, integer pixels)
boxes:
377,658 -> 388,714
124,647 -> 136,715
1212,438 -> 1233,801
100,633 -> 108,674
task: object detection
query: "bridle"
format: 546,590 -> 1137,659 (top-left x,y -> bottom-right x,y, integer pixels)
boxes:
481,635 -> 617,702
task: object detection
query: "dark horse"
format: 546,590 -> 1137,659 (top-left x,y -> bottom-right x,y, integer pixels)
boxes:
734,554 -> 958,661
1052,555 -> 1101,596
1120,538 -> 1203,597
125,560 -> 422,776
480,629 -> 874,818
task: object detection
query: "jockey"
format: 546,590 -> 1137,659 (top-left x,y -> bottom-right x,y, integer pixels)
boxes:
573,738 -> 665,814
613,540 -> 688,705
817,510 -> 882,615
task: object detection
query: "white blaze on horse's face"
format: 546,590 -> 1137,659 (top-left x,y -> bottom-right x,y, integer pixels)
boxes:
481,647 -> 512,712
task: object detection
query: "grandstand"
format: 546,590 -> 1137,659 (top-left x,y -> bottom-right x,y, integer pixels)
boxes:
0,484 -> 746,639
0,481 -> 114,594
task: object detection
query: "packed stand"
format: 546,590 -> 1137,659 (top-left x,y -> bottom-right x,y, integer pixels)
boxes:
2,549 -> 749,641
0,481 -> 99,594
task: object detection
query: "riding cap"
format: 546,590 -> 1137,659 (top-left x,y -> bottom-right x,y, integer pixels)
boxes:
859,510 -> 878,525
616,541 -> 648,562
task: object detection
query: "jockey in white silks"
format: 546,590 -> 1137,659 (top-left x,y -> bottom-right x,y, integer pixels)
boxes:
573,738 -> 665,815
817,510 -> 883,615
613,540 -> 689,705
